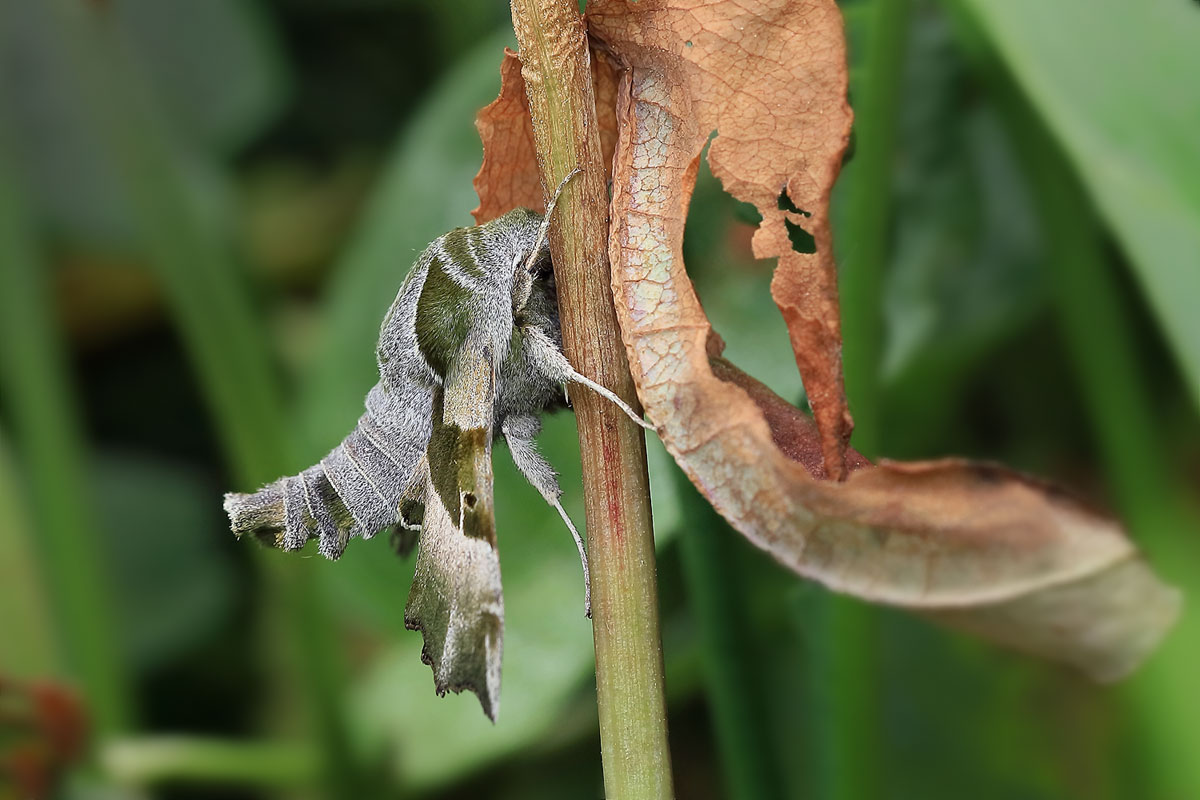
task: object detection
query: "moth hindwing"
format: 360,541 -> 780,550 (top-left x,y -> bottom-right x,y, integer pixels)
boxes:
223,173 -> 653,720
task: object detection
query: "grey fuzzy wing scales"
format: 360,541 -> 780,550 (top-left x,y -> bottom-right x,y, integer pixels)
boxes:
224,380 -> 432,560
224,248 -> 439,560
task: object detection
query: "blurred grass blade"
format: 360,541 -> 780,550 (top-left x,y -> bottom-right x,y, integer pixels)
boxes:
939,7 -> 1200,794
830,1 -> 912,797
675,472 -> 782,800
839,0 -> 912,454
0,431 -> 60,678
955,0 -> 1200,410
40,0 -> 287,487
1008,72 -> 1200,800
36,0 -> 355,791
0,125 -> 132,732
1024,111 -> 1200,800
101,736 -> 317,789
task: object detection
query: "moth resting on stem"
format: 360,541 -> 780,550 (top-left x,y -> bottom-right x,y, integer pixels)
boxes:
223,170 -> 651,720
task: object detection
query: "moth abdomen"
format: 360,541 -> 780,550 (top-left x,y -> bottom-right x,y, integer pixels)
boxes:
224,382 -> 432,560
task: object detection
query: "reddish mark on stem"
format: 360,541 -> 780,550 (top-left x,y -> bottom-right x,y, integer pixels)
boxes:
597,409 -> 628,548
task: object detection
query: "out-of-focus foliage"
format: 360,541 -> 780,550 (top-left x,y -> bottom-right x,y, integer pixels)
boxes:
0,1 -> 1196,799
957,0 -> 1200,409
0,435 -> 58,678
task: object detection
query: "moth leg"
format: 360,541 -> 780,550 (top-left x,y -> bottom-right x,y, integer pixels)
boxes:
522,326 -> 654,431
502,414 -> 592,618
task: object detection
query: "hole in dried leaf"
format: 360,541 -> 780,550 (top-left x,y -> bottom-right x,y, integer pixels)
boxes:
776,189 -> 811,216
682,159 -> 805,402
784,218 -> 817,254
732,199 -> 762,226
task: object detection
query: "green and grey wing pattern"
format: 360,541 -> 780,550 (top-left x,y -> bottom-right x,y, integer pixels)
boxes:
404,339 -> 504,720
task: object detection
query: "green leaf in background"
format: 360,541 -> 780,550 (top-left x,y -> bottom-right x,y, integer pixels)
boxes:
2,0 -> 131,244
871,6 -> 1049,458
92,453 -> 237,672
0,107 -> 132,734
1,0 -> 287,245
956,0 -> 1200,409
35,1 -> 360,791
115,0 -> 289,156
881,11 -> 1044,388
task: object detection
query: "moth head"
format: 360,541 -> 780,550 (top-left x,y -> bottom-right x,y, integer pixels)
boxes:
496,207 -> 552,314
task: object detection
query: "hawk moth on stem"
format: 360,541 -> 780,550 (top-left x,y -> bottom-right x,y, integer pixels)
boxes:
223,171 -> 651,720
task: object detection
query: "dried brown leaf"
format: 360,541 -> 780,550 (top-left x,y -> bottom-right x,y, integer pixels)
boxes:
473,47 -> 620,225
472,49 -> 543,224
595,0 -> 1179,678
591,48 -> 620,181
588,0 -> 854,478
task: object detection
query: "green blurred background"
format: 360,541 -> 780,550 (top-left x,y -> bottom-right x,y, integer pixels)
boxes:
1,0 -> 1197,798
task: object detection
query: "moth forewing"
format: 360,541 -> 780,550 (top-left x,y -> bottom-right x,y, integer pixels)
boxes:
404,340 -> 504,720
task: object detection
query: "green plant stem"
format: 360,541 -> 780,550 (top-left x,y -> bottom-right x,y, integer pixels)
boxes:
101,737 -> 316,788
510,2 -> 674,797
829,2 -> 911,798
675,475 -> 781,800
0,124 -> 132,734
44,2 -> 356,792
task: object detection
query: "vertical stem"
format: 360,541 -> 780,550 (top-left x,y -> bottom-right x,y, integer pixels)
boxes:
820,596 -> 878,800
0,122 -> 133,735
510,2 -> 674,797
829,2 -> 911,798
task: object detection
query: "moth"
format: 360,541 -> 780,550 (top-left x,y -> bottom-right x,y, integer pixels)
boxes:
223,172 -> 649,721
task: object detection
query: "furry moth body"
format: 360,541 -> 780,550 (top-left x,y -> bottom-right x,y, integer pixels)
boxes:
224,178 -> 649,721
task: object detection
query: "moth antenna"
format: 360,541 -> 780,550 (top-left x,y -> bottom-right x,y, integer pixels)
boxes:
524,167 -> 582,275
